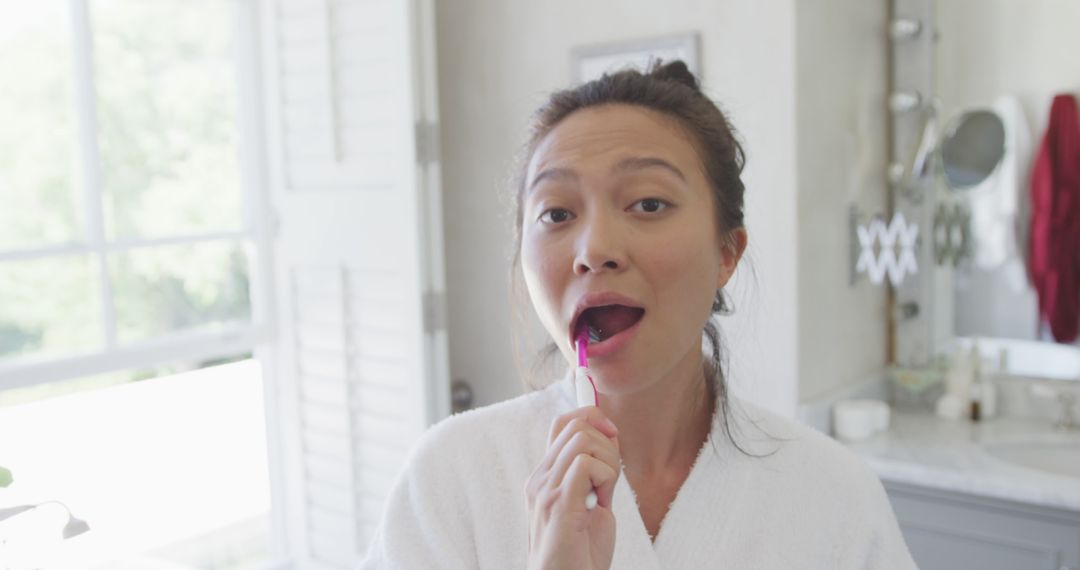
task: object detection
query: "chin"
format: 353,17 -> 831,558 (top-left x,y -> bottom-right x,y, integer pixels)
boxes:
587,364 -> 652,396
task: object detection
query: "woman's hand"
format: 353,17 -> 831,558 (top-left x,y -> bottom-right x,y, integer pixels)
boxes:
524,406 -> 621,570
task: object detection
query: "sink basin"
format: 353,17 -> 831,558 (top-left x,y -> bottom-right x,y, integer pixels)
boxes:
985,441 -> 1080,478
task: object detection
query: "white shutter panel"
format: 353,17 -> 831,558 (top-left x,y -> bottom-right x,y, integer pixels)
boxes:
259,0 -> 449,566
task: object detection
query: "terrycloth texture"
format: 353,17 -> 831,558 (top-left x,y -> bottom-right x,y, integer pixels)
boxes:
1029,94 -> 1080,342
360,374 -> 917,569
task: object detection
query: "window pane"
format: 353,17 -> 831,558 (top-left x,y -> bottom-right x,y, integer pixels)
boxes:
92,0 -> 244,240
0,256 -> 102,360
110,241 -> 251,344
0,3 -> 83,250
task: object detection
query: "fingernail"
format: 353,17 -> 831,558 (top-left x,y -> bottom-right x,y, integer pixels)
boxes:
603,417 -> 618,433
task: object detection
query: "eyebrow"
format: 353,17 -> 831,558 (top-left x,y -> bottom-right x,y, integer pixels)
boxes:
528,156 -> 687,193
528,167 -> 577,192
613,156 -> 687,182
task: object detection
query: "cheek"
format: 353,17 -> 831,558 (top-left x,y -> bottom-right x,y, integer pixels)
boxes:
644,226 -> 720,318
520,235 -> 565,324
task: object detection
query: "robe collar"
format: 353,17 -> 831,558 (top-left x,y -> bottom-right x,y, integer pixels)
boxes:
556,372 -> 739,569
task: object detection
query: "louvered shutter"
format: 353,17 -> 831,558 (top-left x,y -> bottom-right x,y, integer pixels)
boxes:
258,0 -> 449,566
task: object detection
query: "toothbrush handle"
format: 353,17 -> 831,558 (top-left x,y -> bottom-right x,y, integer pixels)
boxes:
575,366 -> 597,408
574,366 -> 599,510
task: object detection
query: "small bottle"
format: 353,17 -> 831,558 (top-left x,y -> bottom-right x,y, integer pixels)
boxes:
969,344 -> 997,422
970,377 -> 984,422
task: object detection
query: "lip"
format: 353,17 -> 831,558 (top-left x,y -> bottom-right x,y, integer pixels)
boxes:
567,291 -> 646,352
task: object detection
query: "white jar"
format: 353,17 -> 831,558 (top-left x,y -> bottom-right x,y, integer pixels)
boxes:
833,399 -> 890,442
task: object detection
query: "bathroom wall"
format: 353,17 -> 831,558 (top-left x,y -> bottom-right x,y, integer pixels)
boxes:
794,0 -> 889,401
435,1 -> 800,415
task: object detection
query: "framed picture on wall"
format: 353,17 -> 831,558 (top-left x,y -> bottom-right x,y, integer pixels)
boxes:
571,32 -> 701,83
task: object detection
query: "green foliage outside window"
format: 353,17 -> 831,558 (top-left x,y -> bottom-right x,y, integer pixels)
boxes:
0,1 -> 250,364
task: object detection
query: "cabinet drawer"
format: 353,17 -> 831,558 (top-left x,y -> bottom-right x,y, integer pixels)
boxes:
885,481 -> 1080,570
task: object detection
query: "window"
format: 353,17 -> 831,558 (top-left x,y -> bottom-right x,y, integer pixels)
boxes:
0,0 -> 264,389
0,1 -> 273,567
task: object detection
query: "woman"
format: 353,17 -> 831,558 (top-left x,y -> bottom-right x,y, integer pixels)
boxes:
361,60 -> 916,569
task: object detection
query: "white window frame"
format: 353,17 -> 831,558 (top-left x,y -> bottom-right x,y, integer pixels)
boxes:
0,0 -> 272,392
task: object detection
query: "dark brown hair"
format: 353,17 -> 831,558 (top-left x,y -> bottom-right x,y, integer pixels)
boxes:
509,59 -> 751,449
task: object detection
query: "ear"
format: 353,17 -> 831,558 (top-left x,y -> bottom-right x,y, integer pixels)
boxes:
716,227 -> 748,289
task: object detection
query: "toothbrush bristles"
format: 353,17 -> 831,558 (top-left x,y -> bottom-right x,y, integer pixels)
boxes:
588,326 -> 601,343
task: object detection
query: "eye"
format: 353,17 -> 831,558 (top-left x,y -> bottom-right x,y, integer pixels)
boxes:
629,198 -> 671,214
538,208 -> 575,224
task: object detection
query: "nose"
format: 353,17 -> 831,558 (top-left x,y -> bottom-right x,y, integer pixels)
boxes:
573,213 -> 627,276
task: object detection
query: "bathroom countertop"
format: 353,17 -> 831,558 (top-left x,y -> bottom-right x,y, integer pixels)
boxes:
842,411 -> 1080,512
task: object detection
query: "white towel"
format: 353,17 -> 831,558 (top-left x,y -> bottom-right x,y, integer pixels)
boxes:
360,373 -> 917,569
966,96 -> 1032,274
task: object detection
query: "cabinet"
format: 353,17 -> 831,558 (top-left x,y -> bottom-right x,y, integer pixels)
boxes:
885,481 -> 1080,570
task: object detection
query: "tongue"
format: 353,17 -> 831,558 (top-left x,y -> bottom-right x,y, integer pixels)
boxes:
586,305 -> 644,341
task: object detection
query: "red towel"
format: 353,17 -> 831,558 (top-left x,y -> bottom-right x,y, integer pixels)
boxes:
1028,94 -> 1080,342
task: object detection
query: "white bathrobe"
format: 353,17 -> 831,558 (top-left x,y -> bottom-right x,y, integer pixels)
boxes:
360,374 -> 917,569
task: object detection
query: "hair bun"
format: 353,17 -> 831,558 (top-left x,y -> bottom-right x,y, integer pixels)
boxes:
648,59 -> 700,91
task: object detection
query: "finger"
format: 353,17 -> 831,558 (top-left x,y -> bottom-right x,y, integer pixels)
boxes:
547,407 -> 619,448
540,417 -> 590,472
559,454 -> 618,511
529,420 -> 588,503
589,413 -> 619,439
547,429 -> 620,491
543,419 -> 618,478
594,460 -> 620,509
541,414 -> 620,476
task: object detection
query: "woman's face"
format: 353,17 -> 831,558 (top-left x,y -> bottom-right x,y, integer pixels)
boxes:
520,104 -> 744,395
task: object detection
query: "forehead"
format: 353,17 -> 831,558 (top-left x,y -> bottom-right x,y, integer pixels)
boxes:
526,104 -> 703,181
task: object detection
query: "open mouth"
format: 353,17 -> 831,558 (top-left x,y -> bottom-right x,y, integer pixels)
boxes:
573,304 -> 646,345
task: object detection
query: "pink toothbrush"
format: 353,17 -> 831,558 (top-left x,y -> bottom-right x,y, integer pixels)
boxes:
575,329 -> 599,407
574,328 -> 599,509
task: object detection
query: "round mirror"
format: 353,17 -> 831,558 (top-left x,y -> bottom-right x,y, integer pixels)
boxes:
939,110 -> 1006,190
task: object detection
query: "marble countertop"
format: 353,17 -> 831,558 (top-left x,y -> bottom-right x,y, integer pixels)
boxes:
843,411 -> 1080,512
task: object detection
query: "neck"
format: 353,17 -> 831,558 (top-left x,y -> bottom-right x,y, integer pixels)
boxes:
600,348 -> 715,478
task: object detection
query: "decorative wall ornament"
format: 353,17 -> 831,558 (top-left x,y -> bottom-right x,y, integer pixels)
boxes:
851,207 -> 920,287
932,202 -> 971,267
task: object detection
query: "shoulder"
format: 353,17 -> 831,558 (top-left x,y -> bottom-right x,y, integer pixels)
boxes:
381,378 -> 569,536
374,379 -> 569,520
406,378 -> 571,474
728,397 -> 888,501
364,381 -> 569,568
724,399 -> 915,568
